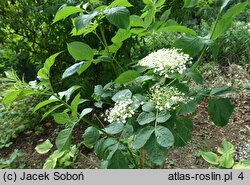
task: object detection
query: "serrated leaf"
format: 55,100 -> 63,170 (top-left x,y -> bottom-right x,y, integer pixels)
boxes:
53,6 -> 82,24
82,127 -> 100,148
114,70 -> 140,84
104,122 -> 124,135
208,98 -> 234,127
133,126 -> 154,149
67,42 -> 94,61
56,128 -> 72,151
219,153 -> 234,168
201,152 -> 219,165
155,126 -> 174,148
137,112 -> 155,125
179,100 -> 197,115
112,89 -> 132,102
156,111 -> 171,123
62,62 -> 83,79
104,6 -> 130,29
35,139 -> 53,154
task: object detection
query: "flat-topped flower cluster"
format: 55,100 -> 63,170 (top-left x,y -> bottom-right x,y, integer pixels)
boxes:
138,48 -> 192,77
104,98 -> 135,123
149,85 -> 190,111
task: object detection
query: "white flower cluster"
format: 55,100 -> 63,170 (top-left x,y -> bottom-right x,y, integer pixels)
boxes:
138,48 -> 192,76
105,98 -> 135,123
149,85 -> 190,111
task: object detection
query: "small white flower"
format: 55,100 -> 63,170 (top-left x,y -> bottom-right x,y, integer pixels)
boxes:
138,48 -> 192,76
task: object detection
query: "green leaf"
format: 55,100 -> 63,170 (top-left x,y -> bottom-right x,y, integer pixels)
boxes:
107,149 -> 129,169
58,85 -> 81,102
121,124 -> 134,139
62,62 -> 83,79
160,8 -> 171,22
53,112 -> 71,125
144,8 -> 156,28
109,0 -> 133,7
42,104 -> 64,120
155,126 -> 174,148
33,99 -> 59,113
112,89 -> 132,102
77,60 -> 92,75
67,42 -> 94,61
183,0 -> 199,8
144,136 -> 166,166
217,139 -> 234,155
208,98 -> 234,127
94,138 -> 118,159
104,6 -> 130,29
211,2 -> 248,40
220,0 -> 231,11
156,111 -> 171,123
130,15 -> 145,27
71,93 -> 80,117
159,25 -> 196,35
56,128 -> 72,151
201,152 -> 219,165
174,36 -> 204,57
37,52 -> 62,79
80,108 -> 93,119
186,70 -> 203,84
111,29 -> 131,43
75,12 -> 98,31
142,102 -> 155,112
210,86 -> 233,96
82,127 -> 100,148
179,100 -> 197,115
219,153 -> 234,168
114,70 -> 140,84
172,118 -> 193,146
3,90 -> 21,104
137,112 -> 155,125
133,126 -> 154,149
104,122 -> 124,135
35,139 -> 53,154
53,6 -> 82,24
43,158 -> 57,169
